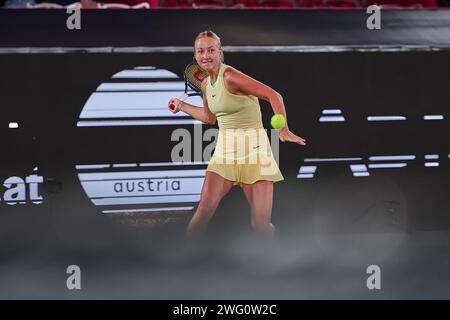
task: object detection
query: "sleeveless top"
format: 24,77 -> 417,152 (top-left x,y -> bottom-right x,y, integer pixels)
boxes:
205,63 -> 263,130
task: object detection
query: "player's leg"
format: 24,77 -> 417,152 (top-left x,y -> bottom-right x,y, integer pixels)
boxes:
187,171 -> 234,236
242,180 -> 275,237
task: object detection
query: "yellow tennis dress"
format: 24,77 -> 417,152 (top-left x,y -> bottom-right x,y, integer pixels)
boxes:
205,63 -> 284,187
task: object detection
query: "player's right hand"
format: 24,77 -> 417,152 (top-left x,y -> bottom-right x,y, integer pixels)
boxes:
168,99 -> 182,113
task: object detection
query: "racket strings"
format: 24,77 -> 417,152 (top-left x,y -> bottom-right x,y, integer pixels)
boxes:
184,64 -> 208,92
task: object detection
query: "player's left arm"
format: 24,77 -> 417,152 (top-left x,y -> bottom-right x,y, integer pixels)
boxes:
223,68 -> 306,146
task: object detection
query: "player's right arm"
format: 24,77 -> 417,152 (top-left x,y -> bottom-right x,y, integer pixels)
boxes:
168,78 -> 216,125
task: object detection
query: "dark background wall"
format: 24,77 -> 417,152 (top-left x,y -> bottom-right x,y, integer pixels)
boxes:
1,9 -> 450,48
1,51 -> 449,235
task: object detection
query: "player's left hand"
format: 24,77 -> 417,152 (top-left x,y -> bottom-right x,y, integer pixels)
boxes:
279,127 -> 306,146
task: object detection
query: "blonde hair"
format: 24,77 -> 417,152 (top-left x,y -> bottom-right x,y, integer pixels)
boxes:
194,30 -> 224,62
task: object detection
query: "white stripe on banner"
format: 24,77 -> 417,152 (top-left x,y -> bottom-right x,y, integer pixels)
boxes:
76,161 -> 208,171
133,66 -> 156,70
112,69 -> 178,79
139,161 -> 209,167
299,166 -> 317,174
322,109 -> 342,115
353,172 -> 370,177
78,170 -> 206,181
425,162 -> 439,167
303,157 -> 362,162
77,119 -> 201,127
368,163 -> 407,168
79,92 -> 202,117
112,163 -> 138,168
102,206 -> 194,214
319,116 -> 345,122
297,174 -> 314,179
97,82 -> 186,91
424,115 -> 444,120
76,164 -> 111,170
80,109 -> 180,119
350,164 -> 368,172
369,155 -> 415,161
367,116 -> 406,121
92,194 -> 201,206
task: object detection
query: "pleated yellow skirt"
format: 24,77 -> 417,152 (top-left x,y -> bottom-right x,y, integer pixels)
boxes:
206,128 -> 284,187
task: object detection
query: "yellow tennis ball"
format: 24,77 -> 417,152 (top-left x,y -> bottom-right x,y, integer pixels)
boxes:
271,114 -> 286,129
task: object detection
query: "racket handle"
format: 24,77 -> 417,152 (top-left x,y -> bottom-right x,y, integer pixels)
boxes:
169,93 -> 189,112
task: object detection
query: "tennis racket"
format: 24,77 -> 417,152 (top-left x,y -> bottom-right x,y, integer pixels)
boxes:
169,63 -> 208,112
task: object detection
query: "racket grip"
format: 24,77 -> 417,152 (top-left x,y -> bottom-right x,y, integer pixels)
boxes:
169,93 -> 188,112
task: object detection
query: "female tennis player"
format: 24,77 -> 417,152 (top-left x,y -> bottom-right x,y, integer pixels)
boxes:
169,30 -> 306,237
